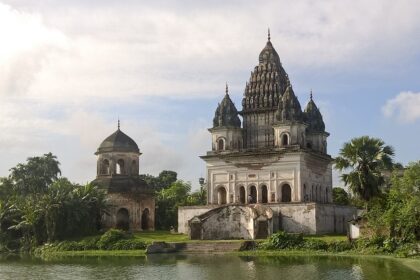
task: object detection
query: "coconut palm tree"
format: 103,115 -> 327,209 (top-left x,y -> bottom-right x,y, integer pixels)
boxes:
335,136 -> 394,202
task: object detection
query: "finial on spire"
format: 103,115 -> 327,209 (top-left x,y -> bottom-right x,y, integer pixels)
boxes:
117,118 -> 120,130
310,89 -> 313,100
225,82 -> 229,95
268,28 -> 271,41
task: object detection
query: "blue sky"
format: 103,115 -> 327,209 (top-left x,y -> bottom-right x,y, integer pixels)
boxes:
0,0 -> 419,189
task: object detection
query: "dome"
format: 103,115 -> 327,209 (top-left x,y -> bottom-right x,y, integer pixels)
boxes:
304,94 -> 325,132
96,128 -> 139,154
213,84 -> 241,128
276,85 -> 304,122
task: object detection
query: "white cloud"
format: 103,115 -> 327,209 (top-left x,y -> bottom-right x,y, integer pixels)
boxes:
382,91 -> 420,123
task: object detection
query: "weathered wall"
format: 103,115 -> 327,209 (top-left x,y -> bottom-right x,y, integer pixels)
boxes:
315,204 -> 357,234
178,205 -> 218,234
199,206 -> 256,240
179,203 -> 357,237
102,192 -> 155,231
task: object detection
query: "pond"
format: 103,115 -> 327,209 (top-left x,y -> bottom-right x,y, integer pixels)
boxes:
0,254 -> 419,280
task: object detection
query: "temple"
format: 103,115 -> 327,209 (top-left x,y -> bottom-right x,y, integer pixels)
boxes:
178,32 -> 356,239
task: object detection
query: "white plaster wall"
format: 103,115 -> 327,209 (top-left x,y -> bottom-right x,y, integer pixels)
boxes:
177,205 -> 218,234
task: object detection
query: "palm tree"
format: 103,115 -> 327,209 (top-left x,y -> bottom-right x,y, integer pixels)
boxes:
335,136 -> 394,202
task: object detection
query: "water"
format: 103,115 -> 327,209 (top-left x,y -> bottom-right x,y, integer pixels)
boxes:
0,254 -> 419,280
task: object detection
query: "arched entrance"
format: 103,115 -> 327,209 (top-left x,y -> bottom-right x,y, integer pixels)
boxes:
239,186 -> 246,204
281,184 -> 291,202
116,208 -> 129,231
261,185 -> 268,203
141,208 -> 150,230
217,187 -> 227,205
249,185 -> 257,204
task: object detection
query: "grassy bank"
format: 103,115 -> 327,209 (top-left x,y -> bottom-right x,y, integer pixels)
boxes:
34,230 -> 419,261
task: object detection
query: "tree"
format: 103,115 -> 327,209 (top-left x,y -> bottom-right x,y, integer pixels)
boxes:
383,161 -> 420,241
9,153 -> 61,195
139,170 -> 177,190
332,187 -> 349,205
155,180 -> 191,230
335,136 -> 394,202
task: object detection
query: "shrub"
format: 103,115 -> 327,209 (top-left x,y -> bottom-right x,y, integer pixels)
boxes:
302,239 -> 328,251
327,241 -> 353,252
110,239 -> 147,250
97,229 -> 128,250
267,231 -> 304,249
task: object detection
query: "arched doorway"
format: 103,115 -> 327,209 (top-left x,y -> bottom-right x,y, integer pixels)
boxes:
116,208 -> 129,231
217,138 -> 225,151
282,134 -> 289,146
249,185 -> 257,204
281,184 -> 291,202
141,208 -> 150,230
239,186 -> 246,204
261,185 -> 268,203
217,187 -> 227,205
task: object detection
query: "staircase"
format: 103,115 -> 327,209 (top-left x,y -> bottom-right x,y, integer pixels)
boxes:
173,241 -> 243,253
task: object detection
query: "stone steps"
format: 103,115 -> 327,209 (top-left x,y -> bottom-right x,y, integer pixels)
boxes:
174,241 -> 243,253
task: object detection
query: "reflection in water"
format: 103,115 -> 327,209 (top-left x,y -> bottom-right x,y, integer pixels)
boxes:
0,254 -> 418,280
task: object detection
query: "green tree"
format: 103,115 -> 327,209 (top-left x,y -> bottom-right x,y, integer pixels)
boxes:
9,153 -> 61,195
335,136 -> 394,202
383,161 -> 420,241
155,180 -> 191,230
332,187 -> 349,205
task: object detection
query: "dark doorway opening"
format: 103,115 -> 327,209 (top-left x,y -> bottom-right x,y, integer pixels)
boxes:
141,208 -> 150,230
116,208 -> 129,231
256,220 -> 269,239
250,186 -> 257,203
281,184 -> 292,202
239,186 -> 246,204
261,185 -> 268,203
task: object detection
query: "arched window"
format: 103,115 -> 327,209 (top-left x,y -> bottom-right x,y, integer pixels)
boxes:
249,185 -> 257,204
281,184 -> 291,202
217,187 -> 227,205
239,186 -> 246,204
141,208 -> 150,230
307,142 -> 312,149
261,185 -> 268,203
116,208 -> 129,231
116,159 -> 125,175
217,138 -> 225,151
282,134 -> 289,146
303,184 -> 307,202
101,159 -> 110,175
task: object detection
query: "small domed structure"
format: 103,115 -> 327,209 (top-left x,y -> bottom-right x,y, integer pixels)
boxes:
92,121 -> 155,232
96,128 -> 139,154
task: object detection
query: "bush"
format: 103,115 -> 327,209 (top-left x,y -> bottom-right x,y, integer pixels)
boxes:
110,239 -> 147,250
302,239 -> 328,251
97,229 -> 128,250
266,231 -> 304,249
327,241 -> 353,252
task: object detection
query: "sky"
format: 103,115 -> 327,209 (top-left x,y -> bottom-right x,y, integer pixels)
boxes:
0,0 -> 419,189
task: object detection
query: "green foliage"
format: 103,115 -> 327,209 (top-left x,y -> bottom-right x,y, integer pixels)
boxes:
327,241 -> 354,252
301,239 -> 328,250
335,136 -> 394,201
139,170 -> 178,190
156,180 -> 194,230
332,187 -> 350,205
266,231 -> 304,249
0,153 -> 107,252
97,229 -> 128,249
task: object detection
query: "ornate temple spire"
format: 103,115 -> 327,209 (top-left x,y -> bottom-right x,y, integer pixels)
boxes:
275,85 -> 304,122
304,91 -> 325,132
242,33 -> 290,112
213,85 -> 241,128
